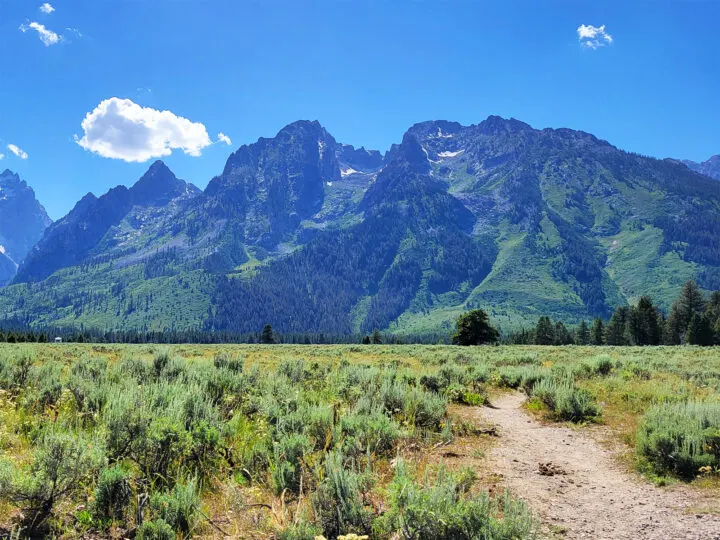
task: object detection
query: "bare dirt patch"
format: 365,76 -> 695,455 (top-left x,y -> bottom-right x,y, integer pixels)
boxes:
479,392 -> 720,540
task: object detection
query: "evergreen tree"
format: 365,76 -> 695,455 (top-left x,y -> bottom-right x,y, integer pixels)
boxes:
667,280 -> 706,343
686,313 -> 714,346
553,321 -> 574,345
534,316 -> 555,345
605,307 -> 630,346
452,309 -> 499,346
591,317 -> 605,345
576,320 -> 590,345
664,308 -> 683,345
706,291 -> 720,344
260,323 -> 275,344
627,296 -> 662,345
371,329 -> 383,345
362,335 -> 371,345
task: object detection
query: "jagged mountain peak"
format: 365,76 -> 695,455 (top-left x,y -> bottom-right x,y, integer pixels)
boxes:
0,170 -> 51,285
130,160 -> 198,205
476,115 -> 533,135
6,116 -> 720,335
336,144 -> 385,172
684,154 -> 720,180
0,169 -> 20,181
406,120 -> 464,140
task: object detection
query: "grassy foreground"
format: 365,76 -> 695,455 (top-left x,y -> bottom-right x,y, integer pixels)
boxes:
0,344 -> 718,538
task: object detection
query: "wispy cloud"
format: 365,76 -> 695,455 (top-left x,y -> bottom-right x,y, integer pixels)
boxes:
577,24 -> 613,50
75,97 -> 216,162
0,154 -> 4,160
217,133 -> 232,146
7,144 -> 29,160
39,3 -> 55,14
19,21 -> 62,46
65,27 -> 83,39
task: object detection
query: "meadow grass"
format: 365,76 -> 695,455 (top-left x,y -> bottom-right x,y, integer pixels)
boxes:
0,343 -> 717,537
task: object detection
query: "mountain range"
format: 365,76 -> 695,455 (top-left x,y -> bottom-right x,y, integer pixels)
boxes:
1,117 -> 720,336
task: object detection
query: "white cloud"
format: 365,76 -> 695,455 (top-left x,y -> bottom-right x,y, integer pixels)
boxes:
7,144 -> 29,160
75,97 -> 214,162
577,24 -> 613,50
0,154 -> 4,160
19,21 -> 62,46
39,3 -> 55,14
218,132 -> 232,146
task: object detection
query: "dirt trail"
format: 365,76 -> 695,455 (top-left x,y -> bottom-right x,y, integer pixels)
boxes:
479,393 -> 720,540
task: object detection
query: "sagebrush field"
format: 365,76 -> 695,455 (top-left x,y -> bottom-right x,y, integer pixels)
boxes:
0,344 -> 718,538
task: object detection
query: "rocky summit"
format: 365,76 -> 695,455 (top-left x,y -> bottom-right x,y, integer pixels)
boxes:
0,170 -> 51,286
2,117 -> 720,335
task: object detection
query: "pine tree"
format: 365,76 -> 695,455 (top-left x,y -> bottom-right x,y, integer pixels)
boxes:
534,316 -> 555,345
260,323 -> 275,344
667,280 -> 706,343
452,309 -> 499,346
664,307 -> 683,345
371,329 -> 383,344
554,321 -> 574,345
686,313 -> 714,346
627,296 -> 662,345
591,317 -> 605,345
576,320 -> 590,345
606,307 -> 630,346
706,291 -> 720,344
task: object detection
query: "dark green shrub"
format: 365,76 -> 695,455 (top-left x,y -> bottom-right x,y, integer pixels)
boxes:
277,522 -> 324,540
113,356 -> 151,384
637,402 -> 720,478
402,387 -> 447,429
188,421 -> 223,482
531,379 -> 599,423
278,358 -> 306,383
67,357 -> 108,414
148,478 -> 200,535
375,460 -> 535,539
136,416 -> 191,485
339,411 -> 400,456
311,452 -> 372,539
25,361 -> 63,411
586,355 -> 613,376
438,362 -> 465,389
301,405 -> 334,450
419,374 -> 441,392
554,385 -> 599,422
136,518 -> 175,540
0,429 -> 104,531
153,349 -> 172,378
271,433 -> 311,495
92,464 -> 133,524
213,351 -> 244,373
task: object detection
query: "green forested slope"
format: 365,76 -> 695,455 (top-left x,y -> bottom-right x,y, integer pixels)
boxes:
2,117 -> 720,335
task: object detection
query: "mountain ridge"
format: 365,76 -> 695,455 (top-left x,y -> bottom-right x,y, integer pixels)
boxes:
684,155 -> 720,180
3,116 -> 720,335
0,170 -> 51,285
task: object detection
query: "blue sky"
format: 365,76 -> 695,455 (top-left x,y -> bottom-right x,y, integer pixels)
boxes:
1,1 -> 719,220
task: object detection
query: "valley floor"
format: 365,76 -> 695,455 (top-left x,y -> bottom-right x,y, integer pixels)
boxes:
1,344 -> 720,538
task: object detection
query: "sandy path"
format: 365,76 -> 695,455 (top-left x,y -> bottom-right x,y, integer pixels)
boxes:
479,393 -> 720,540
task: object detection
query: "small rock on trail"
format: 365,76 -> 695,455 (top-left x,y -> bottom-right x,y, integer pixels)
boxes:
479,392 -> 720,540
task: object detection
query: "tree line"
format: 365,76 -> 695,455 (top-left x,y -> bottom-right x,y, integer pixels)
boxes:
506,281 -> 720,346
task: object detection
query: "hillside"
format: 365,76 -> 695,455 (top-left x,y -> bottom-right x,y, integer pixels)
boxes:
2,117 -> 720,335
